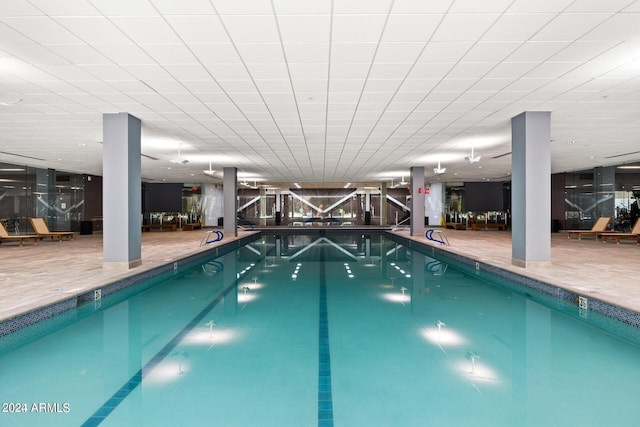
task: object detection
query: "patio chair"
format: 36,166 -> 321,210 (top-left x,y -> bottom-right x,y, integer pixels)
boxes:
565,217 -> 611,240
599,218 -> 640,244
29,218 -> 75,241
0,221 -> 39,246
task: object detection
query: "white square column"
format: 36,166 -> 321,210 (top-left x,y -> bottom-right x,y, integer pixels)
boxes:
511,111 -> 551,268
223,167 -> 238,237
103,113 -> 142,269
410,166 -> 425,236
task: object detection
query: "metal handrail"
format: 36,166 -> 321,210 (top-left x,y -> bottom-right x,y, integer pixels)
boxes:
425,229 -> 450,246
200,230 -> 224,246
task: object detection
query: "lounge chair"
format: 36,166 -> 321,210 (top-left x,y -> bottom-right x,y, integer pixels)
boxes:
565,217 -> 611,240
29,218 -> 75,241
0,221 -> 39,246
599,219 -> 640,244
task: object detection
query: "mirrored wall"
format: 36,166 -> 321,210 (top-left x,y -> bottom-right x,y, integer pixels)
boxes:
0,162 -> 86,233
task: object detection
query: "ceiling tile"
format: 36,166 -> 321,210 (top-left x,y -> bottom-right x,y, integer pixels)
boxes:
54,17 -> 133,45
525,61 -> 581,78
566,0 -> 637,12
482,13 -> 555,41
150,0 -> 215,14
274,0 -> 330,14
332,15 -> 387,43
508,0 -> 574,13
417,42 -> 474,62
448,62 -> 496,78
331,43 -> 377,63
141,44 -> 198,64
330,62 -> 370,79
432,14 -> 499,42
212,0 -> 272,14
90,44 -> 156,64
288,63 -> 328,80
450,0 -> 512,13
88,0 -> 158,16
283,43 -> 330,63
3,17 -> 82,44
277,15 -> 330,43
407,62 -> 455,79
507,41 -> 570,61
374,42 -> 424,63
164,16 -> 230,44
334,0 -> 393,14
391,0 -> 453,14
221,15 -> 280,43
110,17 -> 182,44
45,45 -> 111,65
190,44 -> 241,64
29,0 -> 100,16
531,13 -> 612,41
463,41 -> 521,62
164,64 -> 213,80
581,13 -> 640,41
0,1 -> 44,16
205,63 -> 251,80
245,63 -> 289,80
485,62 -> 538,78
121,64 -> 174,80
3,44 -> 67,64
549,41 -> 619,62
381,14 -> 441,42
236,44 -> 285,63
369,63 -> 413,79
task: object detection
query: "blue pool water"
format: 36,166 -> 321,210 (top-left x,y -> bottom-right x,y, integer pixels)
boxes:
1,233 -> 640,426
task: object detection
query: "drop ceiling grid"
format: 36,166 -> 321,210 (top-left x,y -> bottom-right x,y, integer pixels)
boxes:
0,3 -> 640,183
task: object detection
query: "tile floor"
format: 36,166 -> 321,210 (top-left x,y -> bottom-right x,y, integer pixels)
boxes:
1,227 -> 639,326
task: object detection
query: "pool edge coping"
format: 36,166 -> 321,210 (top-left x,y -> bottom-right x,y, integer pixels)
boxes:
388,231 -> 640,331
0,233 -> 260,338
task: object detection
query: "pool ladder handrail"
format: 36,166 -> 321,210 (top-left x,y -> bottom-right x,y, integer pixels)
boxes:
200,229 -> 224,246
425,229 -> 450,246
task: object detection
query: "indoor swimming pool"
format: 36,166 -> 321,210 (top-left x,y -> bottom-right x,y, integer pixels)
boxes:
1,233 -> 640,426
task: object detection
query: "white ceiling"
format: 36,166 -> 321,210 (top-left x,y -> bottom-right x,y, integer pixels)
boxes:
1,0 -> 640,187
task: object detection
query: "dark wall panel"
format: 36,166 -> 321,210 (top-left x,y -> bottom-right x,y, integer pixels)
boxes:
465,182 -> 504,212
144,183 -> 182,213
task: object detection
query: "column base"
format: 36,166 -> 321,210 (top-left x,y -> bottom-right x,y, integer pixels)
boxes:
512,258 -> 552,269
103,259 -> 142,270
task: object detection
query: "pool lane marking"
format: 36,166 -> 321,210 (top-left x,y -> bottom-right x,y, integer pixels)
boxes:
81,278 -> 239,427
318,244 -> 334,426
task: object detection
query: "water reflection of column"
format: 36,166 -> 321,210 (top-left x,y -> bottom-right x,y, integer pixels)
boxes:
525,299 -> 551,421
128,298 -> 142,424
380,235 -> 387,278
511,294 -> 527,425
223,250 -> 238,316
365,235 -> 371,258
276,236 -> 281,258
410,250 -> 426,315
102,301 -> 138,422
